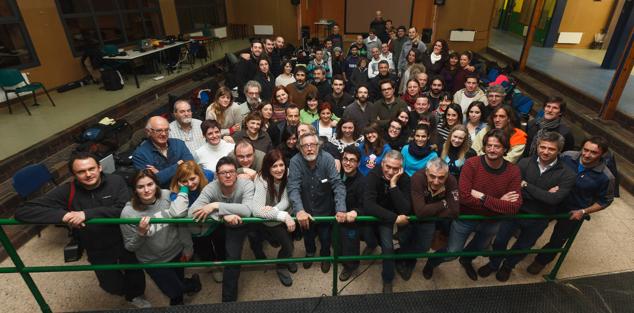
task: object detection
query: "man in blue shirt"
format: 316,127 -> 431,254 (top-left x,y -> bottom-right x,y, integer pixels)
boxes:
527,136 -> 615,275
132,116 -> 194,187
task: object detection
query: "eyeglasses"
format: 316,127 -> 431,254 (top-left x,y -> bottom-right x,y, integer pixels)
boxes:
342,157 -> 358,164
300,143 -> 318,149
217,170 -> 237,176
389,125 -> 402,131
150,128 -> 169,134
381,87 -> 393,91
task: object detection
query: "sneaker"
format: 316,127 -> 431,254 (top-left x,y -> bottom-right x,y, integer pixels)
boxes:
303,253 -> 314,269
339,268 -> 355,281
496,265 -> 512,282
460,260 -> 478,281
321,261 -> 331,273
527,261 -> 546,275
362,246 -> 377,256
287,262 -> 298,273
276,268 -> 293,287
128,296 -> 152,309
210,267 -> 223,283
422,261 -> 434,280
396,261 -> 413,281
382,282 -> 393,294
477,263 -> 496,278
185,274 -> 202,295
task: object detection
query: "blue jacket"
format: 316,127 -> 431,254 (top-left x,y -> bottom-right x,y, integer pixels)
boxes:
358,143 -> 391,176
560,151 -> 615,212
132,138 -> 194,187
401,145 -> 438,177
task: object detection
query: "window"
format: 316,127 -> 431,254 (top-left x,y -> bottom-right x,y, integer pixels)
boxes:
56,0 -> 164,56
176,0 -> 227,33
0,0 -> 39,69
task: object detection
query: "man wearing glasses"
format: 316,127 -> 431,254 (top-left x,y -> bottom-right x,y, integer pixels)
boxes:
132,116 -> 194,187
183,156 -> 255,302
287,133 -> 346,274
373,79 -> 407,127
483,85 -> 505,120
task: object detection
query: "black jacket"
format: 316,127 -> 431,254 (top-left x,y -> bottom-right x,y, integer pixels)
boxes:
15,174 -> 131,252
323,92 -> 355,117
363,167 -> 411,224
517,156 -> 576,214
525,119 -> 575,156
369,73 -> 399,102
344,171 -> 366,214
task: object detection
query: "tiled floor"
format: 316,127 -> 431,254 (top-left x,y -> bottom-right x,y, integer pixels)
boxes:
0,39 -> 249,161
488,29 -> 634,117
0,189 -> 632,312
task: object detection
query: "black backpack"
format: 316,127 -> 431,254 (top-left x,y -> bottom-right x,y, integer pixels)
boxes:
101,69 -> 123,91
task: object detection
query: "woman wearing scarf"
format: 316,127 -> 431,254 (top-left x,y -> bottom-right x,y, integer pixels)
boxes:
401,124 -> 439,176
400,78 -> 422,108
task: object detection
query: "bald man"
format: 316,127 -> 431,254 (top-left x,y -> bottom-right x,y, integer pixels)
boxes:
132,116 -> 194,187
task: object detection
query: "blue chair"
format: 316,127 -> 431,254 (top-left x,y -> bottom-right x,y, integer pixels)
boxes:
0,69 -> 56,115
12,164 -> 56,199
512,93 -> 534,120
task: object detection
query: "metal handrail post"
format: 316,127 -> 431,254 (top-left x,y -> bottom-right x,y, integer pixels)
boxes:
0,225 -> 51,313
331,221 -> 340,296
544,216 -> 589,281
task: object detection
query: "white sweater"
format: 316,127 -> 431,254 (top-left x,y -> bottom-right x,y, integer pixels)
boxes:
194,140 -> 235,172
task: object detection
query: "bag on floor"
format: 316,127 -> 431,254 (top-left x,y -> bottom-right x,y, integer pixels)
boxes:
101,69 -> 124,91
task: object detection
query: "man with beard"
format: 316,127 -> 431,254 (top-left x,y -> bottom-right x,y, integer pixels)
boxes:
169,100 -> 205,153
373,79 -> 408,126
525,96 -> 575,156
287,133 -> 346,273
343,85 -> 375,130
237,80 -> 262,119
311,66 -> 332,100
424,77 -> 445,111
286,66 -> 318,109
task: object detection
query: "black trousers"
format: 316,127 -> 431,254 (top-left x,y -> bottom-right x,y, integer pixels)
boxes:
222,225 -> 250,302
534,219 -> 581,266
339,223 -> 360,271
86,244 -> 145,301
145,253 -> 198,305
192,226 -> 226,261
248,223 -> 294,268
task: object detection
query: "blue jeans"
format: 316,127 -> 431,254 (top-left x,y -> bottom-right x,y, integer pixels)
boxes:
377,224 -> 395,283
399,222 -> 435,268
339,223 -> 360,271
429,220 -> 500,267
303,222 -> 332,257
488,218 -> 549,270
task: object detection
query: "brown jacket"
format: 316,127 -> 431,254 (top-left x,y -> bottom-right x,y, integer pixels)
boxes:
410,169 -> 459,218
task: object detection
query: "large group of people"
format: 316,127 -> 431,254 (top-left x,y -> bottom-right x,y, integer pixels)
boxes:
14,11 -> 616,308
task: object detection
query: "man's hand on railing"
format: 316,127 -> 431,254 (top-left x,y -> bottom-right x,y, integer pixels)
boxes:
569,209 -> 585,221
62,211 -> 86,228
137,216 -> 151,236
223,214 -> 242,226
296,210 -> 313,230
346,210 -> 357,223
192,202 -> 219,222
335,212 -> 347,223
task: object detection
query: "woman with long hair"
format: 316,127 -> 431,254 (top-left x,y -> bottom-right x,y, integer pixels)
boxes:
401,124 -> 438,176
451,51 -> 476,93
323,118 -> 363,160
472,105 -> 527,163
271,85 -> 293,123
275,60 -> 296,87
250,149 -> 297,287
440,52 -> 460,93
436,103 -> 464,145
258,102 -> 281,147
440,125 -> 476,179
254,58 -> 275,102
168,161 -> 224,283
120,170 -> 201,306
357,125 -> 391,176
421,39 -> 449,75
400,78 -> 421,108
277,125 -> 299,164
205,86 -> 242,136
399,49 -> 424,93
465,101 -> 487,141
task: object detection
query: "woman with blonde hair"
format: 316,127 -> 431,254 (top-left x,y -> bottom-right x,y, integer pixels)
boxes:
440,125 -> 476,179
205,86 -> 243,136
169,161 -> 225,283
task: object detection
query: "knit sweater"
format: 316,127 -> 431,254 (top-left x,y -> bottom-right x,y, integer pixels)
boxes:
120,190 -> 193,263
205,103 -> 243,136
411,171 -> 459,218
193,140 -> 235,172
251,175 -> 291,227
458,156 -> 522,216
186,178 -> 254,220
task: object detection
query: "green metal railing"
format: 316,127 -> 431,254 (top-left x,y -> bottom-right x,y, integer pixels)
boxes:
0,213 -> 587,313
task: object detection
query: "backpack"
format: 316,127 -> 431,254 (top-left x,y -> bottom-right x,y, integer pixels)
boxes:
75,120 -> 131,159
101,69 -> 124,91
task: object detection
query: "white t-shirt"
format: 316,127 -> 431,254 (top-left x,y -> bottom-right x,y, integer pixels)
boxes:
194,140 -> 235,172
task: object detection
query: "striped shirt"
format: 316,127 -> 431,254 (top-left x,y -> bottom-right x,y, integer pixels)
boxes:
169,119 -> 205,154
